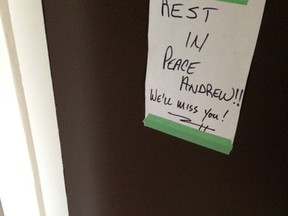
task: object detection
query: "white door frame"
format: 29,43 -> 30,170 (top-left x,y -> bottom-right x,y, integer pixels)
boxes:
0,0 -> 68,215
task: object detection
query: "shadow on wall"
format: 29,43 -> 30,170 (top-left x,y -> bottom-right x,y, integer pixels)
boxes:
0,200 -> 4,216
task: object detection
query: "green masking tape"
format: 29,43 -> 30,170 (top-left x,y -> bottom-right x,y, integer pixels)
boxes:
143,114 -> 233,155
217,0 -> 248,5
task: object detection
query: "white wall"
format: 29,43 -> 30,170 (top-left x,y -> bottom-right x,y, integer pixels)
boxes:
0,0 -> 68,215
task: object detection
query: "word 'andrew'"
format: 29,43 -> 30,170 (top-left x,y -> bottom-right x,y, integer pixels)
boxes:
180,76 -> 238,103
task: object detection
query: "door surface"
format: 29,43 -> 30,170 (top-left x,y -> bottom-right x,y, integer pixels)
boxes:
42,1 -> 288,215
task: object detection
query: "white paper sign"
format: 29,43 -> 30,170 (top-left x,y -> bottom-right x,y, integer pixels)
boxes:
144,0 -> 266,154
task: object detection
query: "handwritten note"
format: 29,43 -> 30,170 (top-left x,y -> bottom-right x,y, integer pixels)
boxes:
144,0 -> 266,154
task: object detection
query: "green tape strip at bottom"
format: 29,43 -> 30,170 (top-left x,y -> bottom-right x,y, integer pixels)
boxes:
143,114 -> 233,155
217,0 -> 248,5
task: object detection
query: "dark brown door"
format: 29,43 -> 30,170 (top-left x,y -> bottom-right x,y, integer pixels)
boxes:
42,1 -> 288,215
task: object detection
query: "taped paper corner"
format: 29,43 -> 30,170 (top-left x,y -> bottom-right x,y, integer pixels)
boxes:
144,114 -> 233,155
217,0 -> 249,5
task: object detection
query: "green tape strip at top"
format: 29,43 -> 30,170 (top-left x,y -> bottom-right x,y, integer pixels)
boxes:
143,114 -> 233,155
217,0 -> 248,5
